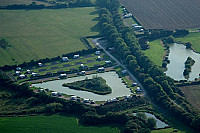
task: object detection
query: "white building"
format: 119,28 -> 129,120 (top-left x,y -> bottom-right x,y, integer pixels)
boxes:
73,54 -> 79,59
95,51 -> 100,55
38,63 -> 42,67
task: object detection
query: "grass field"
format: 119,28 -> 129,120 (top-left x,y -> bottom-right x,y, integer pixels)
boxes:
175,32 -> 200,53
0,115 -> 119,133
151,128 -> 184,133
0,0 -> 52,6
143,40 -> 165,66
180,85 -> 200,111
0,7 -> 99,67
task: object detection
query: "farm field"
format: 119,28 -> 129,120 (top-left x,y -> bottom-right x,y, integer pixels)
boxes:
0,0 -> 52,6
180,85 -> 200,111
120,0 -> 200,29
175,32 -> 200,53
143,40 -> 165,66
0,115 -> 119,133
0,7 -> 99,67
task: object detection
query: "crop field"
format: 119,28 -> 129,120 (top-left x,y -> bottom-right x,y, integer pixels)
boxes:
0,7 -> 99,67
0,0 -> 52,6
120,0 -> 200,29
0,115 -> 119,133
143,40 -> 165,66
175,32 -> 200,53
180,85 -> 200,111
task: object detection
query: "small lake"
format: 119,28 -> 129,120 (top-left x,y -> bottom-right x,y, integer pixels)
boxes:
32,71 -> 132,101
166,43 -> 200,81
133,113 -> 168,129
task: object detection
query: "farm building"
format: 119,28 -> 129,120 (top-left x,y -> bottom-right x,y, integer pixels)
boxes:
62,57 -> 69,62
73,54 -> 79,59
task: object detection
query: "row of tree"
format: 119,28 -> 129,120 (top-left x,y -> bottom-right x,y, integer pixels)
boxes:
97,0 -> 200,130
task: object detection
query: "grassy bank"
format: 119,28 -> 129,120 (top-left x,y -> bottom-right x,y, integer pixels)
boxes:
0,115 -> 119,133
0,7 -> 99,66
175,32 -> 200,53
143,39 -> 165,66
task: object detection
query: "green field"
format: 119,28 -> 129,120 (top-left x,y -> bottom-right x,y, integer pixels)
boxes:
151,128 -> 184,133
175,32 -> 200,53
143,40 -> 165,66
0,7 -> 99,66
0,0 -> 52,6
0,115 -> 119,133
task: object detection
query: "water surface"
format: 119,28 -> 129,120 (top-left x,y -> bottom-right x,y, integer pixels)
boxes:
166,43 -> 200,81
32,71 -> 132,101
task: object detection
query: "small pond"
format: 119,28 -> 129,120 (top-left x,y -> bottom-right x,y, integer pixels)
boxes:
166,43 -> 200,81
32,71 -> 132,101
133,113 -> 168,129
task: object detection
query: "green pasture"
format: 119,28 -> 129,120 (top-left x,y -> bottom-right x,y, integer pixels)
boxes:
151,128 -> 184,133
0,115 -> 119,133
143,40 -> 165,66
0,7 -> 99,66
175,32 -> 200,53
0,0 -> 52,6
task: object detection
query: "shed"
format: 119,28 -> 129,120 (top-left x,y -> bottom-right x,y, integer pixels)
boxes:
105,60 -> 112,64
132,82 -> 138,86
27,69 -> 31,74
60,73 -> 67,78
97,56 -> 101,61
136,87 -> 142,92
15,71 -> 20,75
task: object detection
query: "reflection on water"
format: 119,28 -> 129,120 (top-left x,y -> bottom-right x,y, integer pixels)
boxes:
32,71 -> 132,101
166,43 -> 200,81
133,113 -> 168,129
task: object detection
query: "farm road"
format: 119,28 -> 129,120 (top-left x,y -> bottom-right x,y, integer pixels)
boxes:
92,38 -> 146,96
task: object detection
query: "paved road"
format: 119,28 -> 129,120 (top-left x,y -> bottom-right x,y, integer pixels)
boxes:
92,38 -> 147,96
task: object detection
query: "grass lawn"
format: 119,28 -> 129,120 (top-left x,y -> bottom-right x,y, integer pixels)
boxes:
143,39 -> 165,66
0,0 -> 52,6
180,85 -> 200,111
175,32 -> 200,53
0,115 -> 119,133
0,7 -> 99,66
151,128 -> 184,133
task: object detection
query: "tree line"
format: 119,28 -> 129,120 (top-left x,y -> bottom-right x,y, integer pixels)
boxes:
96,0 -> 200,131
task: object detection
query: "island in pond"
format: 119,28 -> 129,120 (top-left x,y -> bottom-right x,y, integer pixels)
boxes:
62,76 -> 112,95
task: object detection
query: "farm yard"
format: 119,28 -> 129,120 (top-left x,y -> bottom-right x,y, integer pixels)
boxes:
0,115 -> 119,133
180,85 -> 200,111
120,0 -> 200,29
0,0 -> 52,6
0,7 -> 99,66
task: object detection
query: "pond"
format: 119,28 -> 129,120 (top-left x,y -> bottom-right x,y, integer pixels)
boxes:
166,43 -> 200,81
133,113 -> 168,129
32,71 -> 132,101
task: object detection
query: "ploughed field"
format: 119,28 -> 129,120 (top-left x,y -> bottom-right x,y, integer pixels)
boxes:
120,0 -> 200,29
180,85 -> 200,111
0,7 -> 99,66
